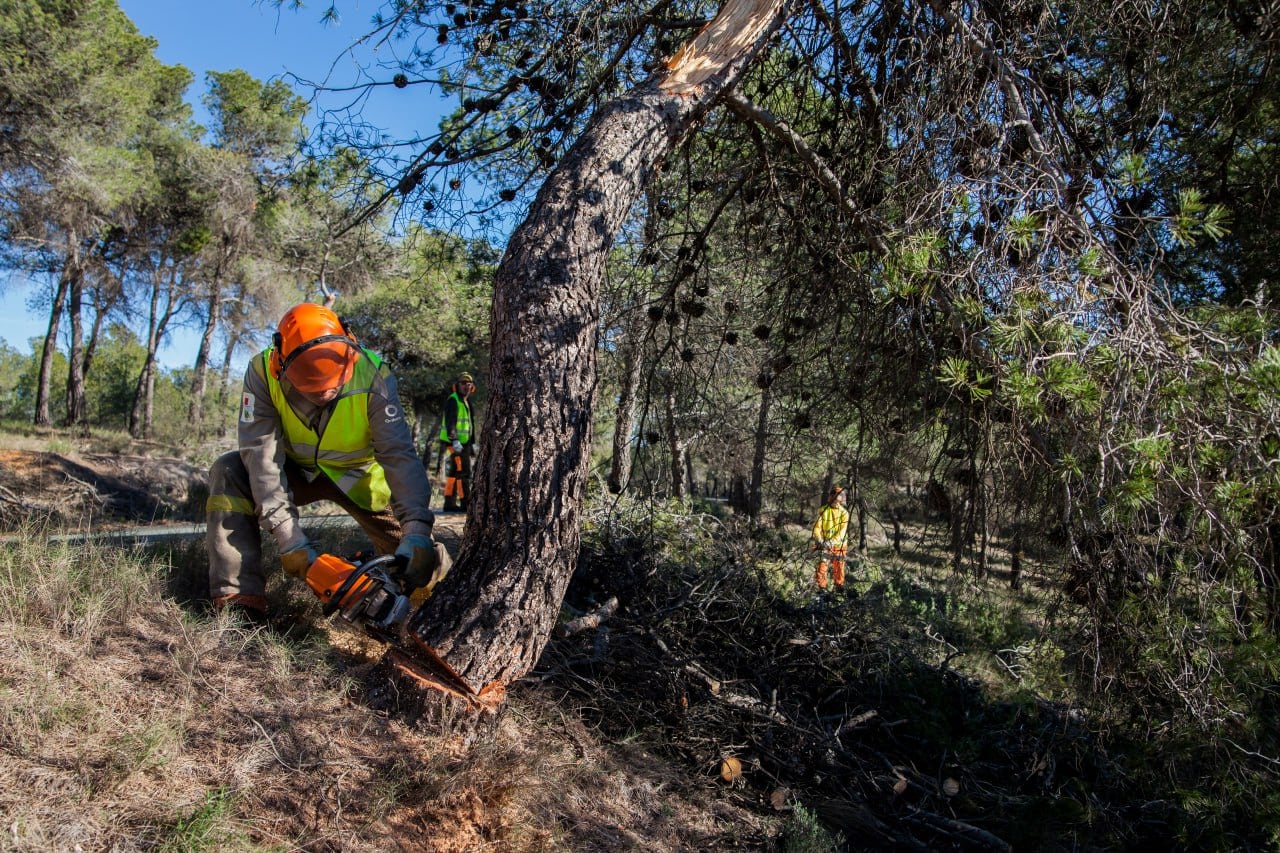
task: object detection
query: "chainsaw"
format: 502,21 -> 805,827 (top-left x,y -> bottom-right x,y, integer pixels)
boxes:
302,552 -> 481,701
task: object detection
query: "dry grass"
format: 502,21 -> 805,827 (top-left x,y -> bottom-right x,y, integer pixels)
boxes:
0,530 -> 783,852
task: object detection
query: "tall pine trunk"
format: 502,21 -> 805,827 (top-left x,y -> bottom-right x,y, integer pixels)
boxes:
34,258 -> 75,427
215,332 -> 238,440
748,381 -> 772,520
129,262 -> 176,440
607,308 -> 646,494
409,0 -> 794,701
665,382 -> 687,501
188,281 -> 222,437
64,264 -> 87,429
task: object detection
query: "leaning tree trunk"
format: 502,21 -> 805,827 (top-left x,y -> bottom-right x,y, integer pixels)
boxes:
215,332 -> 238,440
408,0 -> 794,705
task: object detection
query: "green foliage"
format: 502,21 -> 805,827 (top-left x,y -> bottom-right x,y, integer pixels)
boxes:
1005,212 -> 1041,255
1169,188 -> 1230,247
2,341 -> 67,423
881,232 -> 943,299
938,356 -> 993,402
0,327 -> 204,444
203,69 -> 306,162
342,228 -> 495,418
780,803 -> 843,853
159,787 -> 246,852
84,323 -> 146,428
0,340 -> 29,417
1248,345 -> 1280,397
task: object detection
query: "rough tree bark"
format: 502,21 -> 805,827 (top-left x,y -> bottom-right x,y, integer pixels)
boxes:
665,380 -> 688,501
748,381 -> 772,520
407,0 -> 795,705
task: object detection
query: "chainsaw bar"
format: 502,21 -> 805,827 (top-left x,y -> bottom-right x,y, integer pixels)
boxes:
329,555 -> 481,701
396,631 -> 479,699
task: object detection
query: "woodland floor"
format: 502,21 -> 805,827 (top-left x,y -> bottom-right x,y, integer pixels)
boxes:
0,447 -> 792,851
0,443 -> 1193,851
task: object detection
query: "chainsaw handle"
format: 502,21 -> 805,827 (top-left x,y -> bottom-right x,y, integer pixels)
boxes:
321,554 -> 400,617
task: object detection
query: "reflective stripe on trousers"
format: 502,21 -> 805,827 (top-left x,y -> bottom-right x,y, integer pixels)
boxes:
205,450 -> 403,599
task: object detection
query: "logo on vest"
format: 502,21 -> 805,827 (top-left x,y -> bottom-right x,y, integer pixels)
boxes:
384,404 -> 400,423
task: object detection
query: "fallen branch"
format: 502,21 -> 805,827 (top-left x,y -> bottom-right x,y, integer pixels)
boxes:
556,596 -> 619,638
904,811 -> 1011,851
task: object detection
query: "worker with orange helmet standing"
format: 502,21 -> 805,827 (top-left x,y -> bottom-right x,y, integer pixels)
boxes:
810,485 -> 850,592
206,303 -> 450,620
437,371 -> 475,513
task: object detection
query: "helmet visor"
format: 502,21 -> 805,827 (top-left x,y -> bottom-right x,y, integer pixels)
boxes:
284,340 -> 359,393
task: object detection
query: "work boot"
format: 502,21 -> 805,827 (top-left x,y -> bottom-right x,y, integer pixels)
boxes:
212,593 -> 269,625
443,497 -> 459,513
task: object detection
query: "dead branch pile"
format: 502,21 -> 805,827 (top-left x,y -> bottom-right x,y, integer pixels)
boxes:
531,510 -> 1145,851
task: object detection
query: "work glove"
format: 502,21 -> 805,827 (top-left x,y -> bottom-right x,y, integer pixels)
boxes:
396,533 -> 439,590
409,546 -> 452,607
451,439 -> 463,455
281,542 -> 319,578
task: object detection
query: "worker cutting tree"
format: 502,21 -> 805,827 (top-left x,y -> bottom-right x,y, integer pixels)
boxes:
205,303 -> 451,624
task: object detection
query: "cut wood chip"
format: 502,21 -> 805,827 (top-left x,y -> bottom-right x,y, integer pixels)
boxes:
720,756 -> 742,782
769,787 -> 789,810
942,777 -> 961,797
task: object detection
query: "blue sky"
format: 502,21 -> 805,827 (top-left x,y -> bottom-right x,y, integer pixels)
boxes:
0,0 -> 450,367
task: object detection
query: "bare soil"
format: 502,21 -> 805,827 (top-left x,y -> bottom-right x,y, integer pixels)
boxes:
0,449 -> 206,530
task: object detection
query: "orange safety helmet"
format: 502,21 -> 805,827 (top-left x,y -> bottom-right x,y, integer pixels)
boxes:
270,303 -> 360,393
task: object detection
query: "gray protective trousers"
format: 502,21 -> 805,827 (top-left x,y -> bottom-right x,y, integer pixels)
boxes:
206,450 -> 449,599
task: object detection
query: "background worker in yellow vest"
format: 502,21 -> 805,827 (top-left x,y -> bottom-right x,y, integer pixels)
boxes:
206,303 -> 450,619
810,485 -> 850,591
437,371 -> 475,513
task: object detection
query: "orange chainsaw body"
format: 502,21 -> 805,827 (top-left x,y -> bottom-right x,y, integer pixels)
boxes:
305,553 -> 374,609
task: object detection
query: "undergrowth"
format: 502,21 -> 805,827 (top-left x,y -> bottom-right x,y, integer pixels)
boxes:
3,493 -> 1278,849
564,493 -> 1280,850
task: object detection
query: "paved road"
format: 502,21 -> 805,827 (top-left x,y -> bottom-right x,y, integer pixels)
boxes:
0,511 -> 468,547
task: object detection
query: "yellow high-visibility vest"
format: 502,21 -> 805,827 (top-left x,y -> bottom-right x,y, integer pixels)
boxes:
812,505 -> 850,546
438,392 -> 472,444
264,347 -> 391,511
